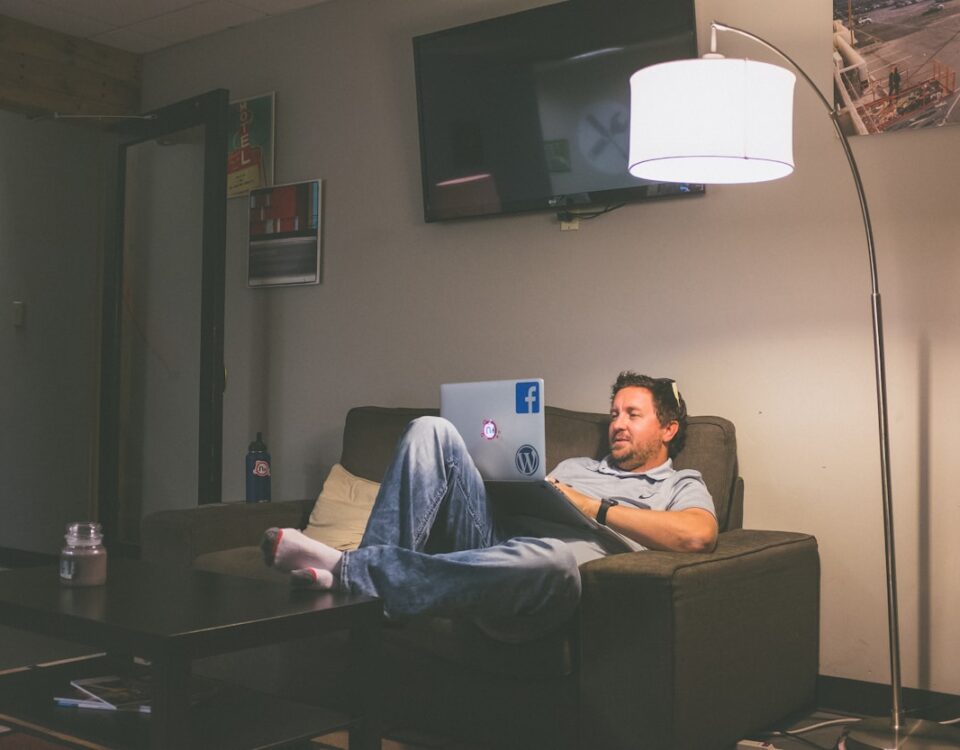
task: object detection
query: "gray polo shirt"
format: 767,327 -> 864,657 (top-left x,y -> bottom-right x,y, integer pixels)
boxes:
551,456 -> 715,516
507,456 -> 715,563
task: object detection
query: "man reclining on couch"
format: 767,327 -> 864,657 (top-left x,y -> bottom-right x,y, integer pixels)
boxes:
262,372 -> 717,640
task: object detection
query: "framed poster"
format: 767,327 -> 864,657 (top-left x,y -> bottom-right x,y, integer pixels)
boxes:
248,179 -> 322,287
228,92 -> 275,197
833,7 -> 959,135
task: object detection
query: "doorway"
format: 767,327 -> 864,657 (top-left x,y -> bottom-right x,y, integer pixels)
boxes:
98,90 -> 228,555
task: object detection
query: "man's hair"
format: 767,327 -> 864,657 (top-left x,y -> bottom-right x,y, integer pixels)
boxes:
610,371 -> 688,458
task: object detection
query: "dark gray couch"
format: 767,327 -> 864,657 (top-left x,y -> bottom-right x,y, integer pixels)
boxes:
141,405 -> 820,749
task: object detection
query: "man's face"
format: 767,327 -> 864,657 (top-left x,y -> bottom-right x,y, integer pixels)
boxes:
608,386 -> 676,472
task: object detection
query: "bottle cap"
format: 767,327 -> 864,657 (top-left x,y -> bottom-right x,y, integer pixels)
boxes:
248,431 -> 267,452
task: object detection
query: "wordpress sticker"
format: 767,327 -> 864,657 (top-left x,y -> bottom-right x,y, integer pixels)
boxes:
515,444 -> 540,476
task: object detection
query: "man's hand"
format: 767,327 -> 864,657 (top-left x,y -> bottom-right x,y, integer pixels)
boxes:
547,476 -> 718,553
547,476 -> 601,517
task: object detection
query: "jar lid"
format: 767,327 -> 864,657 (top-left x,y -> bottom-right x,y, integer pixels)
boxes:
65,521 -> 103,545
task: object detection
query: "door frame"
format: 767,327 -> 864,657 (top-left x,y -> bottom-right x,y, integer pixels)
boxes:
98,89 -> 228,556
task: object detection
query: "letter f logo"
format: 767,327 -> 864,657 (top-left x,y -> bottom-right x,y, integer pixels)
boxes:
515,381 -> 541,414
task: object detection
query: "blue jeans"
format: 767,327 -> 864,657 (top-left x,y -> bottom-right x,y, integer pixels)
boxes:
339,417 -> 582,639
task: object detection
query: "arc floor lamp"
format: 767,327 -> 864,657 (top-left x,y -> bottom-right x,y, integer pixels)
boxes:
627,21 -> 960,750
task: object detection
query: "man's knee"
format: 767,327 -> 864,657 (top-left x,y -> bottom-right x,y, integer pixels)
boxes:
403,416 -> 468,459
407,417 -> 453,435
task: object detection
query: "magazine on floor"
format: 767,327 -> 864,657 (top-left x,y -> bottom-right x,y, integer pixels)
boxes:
53,685 -> 151,714
59,674 -> 152,713
53,672 -> 218,714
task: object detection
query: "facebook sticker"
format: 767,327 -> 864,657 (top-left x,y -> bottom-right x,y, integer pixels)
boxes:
515,381 -> 541,414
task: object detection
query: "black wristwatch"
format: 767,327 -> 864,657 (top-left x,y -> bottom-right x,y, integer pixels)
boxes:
596,498 -> 619,526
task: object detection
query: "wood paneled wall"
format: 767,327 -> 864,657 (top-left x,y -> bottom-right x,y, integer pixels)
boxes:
0,14 -> 140,118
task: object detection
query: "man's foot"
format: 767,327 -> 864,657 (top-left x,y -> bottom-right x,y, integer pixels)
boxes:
261,528 -> 343,580
290,567 -> 335,589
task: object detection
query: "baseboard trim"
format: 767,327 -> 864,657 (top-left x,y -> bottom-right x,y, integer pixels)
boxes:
818,675 -> 960,721
0,546 -> 57,568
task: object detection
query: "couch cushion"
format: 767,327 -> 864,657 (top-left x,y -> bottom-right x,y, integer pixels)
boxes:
672,416 -> 739,531
193,545 -> 290,583
303,463 -> 380,549
341,406 -> 439,481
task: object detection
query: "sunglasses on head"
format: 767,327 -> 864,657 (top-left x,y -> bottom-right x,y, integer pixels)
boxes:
657,378 -> 681,409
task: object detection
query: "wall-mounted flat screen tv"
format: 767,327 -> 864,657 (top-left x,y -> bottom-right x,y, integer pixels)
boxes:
413,0 -> 702,222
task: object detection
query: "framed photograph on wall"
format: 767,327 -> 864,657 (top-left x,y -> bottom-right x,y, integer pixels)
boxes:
248,179 -> 322,287
228,92 -> 275,198
833,9 -> 959,135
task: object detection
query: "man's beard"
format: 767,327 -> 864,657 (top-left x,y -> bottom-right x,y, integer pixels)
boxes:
609,436 -> 661,472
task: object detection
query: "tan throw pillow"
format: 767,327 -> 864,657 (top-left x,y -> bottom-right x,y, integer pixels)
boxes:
303,463 -> 380,550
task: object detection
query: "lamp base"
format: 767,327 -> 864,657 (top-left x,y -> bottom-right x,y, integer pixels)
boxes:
838,717 -> 960,749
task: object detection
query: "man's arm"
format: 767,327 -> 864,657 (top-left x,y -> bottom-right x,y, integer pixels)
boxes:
550,481 -> 718,553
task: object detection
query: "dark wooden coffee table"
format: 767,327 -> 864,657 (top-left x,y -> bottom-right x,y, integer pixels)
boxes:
0,560 -> 382,750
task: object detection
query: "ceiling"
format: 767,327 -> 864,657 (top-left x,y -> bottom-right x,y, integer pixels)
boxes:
0,0 -> 332,54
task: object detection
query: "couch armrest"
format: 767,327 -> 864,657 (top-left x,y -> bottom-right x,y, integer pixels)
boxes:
140,499 -> 314,567
577,528 -> 819,750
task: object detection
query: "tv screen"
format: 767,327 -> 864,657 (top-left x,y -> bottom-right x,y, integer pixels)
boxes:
413,0 -> 702,222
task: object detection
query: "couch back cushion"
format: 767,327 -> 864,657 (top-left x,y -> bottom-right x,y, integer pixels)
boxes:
341,405 -> 740,532
341,406 -> 440,482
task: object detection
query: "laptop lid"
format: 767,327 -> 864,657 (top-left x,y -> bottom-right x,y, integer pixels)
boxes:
440,378 -> 546,482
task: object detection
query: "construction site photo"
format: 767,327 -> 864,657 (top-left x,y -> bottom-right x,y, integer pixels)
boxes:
834,0 -> 960,133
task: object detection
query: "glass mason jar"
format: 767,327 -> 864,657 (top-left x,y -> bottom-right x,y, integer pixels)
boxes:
59,522 -> 107,586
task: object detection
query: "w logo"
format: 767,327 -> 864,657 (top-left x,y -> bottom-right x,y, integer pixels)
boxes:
515,444 -> 540,476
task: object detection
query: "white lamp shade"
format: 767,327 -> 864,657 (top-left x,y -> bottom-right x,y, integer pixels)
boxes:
628,57 -> 796,184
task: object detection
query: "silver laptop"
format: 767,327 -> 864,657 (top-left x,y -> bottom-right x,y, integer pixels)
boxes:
440,379 -> 633,551
440,378 -> 546,482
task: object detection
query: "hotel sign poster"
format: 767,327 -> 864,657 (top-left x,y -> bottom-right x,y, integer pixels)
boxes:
228,92 -> 275,198
833,5 -> 959,135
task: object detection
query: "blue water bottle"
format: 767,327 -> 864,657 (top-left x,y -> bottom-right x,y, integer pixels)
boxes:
245,432 -> 271,502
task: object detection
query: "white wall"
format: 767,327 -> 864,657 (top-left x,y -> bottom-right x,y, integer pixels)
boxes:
0,111 -> 111,552
142,0 -> 960,693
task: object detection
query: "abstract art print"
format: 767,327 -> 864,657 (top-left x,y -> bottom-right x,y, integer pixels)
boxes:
248,180 -> 322,288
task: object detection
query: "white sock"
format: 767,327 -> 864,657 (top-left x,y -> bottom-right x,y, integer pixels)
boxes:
261,527 -> 343,576
290,567 -> 335,589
